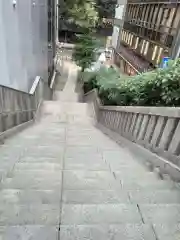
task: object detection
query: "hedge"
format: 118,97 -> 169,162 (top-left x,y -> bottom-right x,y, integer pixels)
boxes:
83,59 -> 180,106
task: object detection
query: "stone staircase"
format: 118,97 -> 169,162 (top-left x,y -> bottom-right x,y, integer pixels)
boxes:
0,62 -> 180,239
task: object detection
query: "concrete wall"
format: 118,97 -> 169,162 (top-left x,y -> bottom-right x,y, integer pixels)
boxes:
0,0 -> 48,93
0,77 -> 44,135
84,89 -> 180,181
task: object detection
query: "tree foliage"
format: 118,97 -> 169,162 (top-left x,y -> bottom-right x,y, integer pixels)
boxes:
68,2 -> 98,28
83,59 -> 180,106
72,34 -> 97,72
59,0 -> 98,29
95,0 -> 116,18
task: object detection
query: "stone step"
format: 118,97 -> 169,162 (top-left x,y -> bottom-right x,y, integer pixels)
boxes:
0,189 -> 61,204
59,224 -> 156,240
1,174 -> 62,190
0,203 -> 60,225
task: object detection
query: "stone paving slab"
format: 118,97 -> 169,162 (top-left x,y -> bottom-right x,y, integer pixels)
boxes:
1,175 -> 62,190
63,170 -> 117,190
64,158 -> 108,171
120,176 -> 176,190
0,147 -> 24,159
65,146 -> 99,156
8,171 -> 62,179
66,137 -> 97,146
129,189 -> 180,204
18,156 -> 63,164
60,224 -> 156,240
0,161 -> 17,171
0,204 -> 60,225
0,189 -> 61,204
61,204 -> 142,224
66,136 -> 120,149
1,139 -> 37,148
0,226 -> 58,240
25,146 -> 64,158
114,170 -> 158,182
139,204 -> 180,224
153,224 -> 180,240
112,167 -> 153,176
102,150 -> 136,163
34,138 -> 65,146
64,150 -> 102,160
13,162 -> 62,171
62,190 -> 130,204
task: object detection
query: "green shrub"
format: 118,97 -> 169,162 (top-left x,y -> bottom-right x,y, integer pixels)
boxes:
82,59 -> 180,106
81,72 -> 98,93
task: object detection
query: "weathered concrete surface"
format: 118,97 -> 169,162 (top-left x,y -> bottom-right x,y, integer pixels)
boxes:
0,62 -> 180,239
84,89 -> 180,177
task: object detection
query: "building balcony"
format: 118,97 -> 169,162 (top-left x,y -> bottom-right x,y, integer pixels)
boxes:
128,0 -> 180,4
118,44 -> 154,72
123,21 -> 174,48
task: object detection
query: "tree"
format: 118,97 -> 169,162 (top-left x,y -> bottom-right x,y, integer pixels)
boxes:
72,34 -> 97,72
68,1 -> 98,29
59,0 -> 98,30
95,0 -> 116,19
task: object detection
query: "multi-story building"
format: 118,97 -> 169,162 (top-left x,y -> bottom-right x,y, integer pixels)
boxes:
113,0 -> 180,75
48,0 -> 56,82
0,0 -> 56,92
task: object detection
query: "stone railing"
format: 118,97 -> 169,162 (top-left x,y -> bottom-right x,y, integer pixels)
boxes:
84,89 -> 101,119
84,89 -> 180,179
0,77 -> 44,136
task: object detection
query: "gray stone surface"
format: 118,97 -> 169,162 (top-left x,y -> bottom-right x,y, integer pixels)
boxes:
19,156 -> 63,164
1,175 -> 62,190
153,224 -> 180,240
61,204 -> 142,224
62,190 -> 130,204
129,189 -> 180,204
60,224 -> 156,240
139,204 -> 180,224
0,62 -> 180,239
0,226 -> 58,240
0,189 -> 61,204
63,170 -> 117,190
0,204 -> 60,225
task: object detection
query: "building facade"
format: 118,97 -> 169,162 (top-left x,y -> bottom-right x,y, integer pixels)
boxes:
113,0 -> 180,75
48,0 -> 56,83
0,0 -> 56,93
